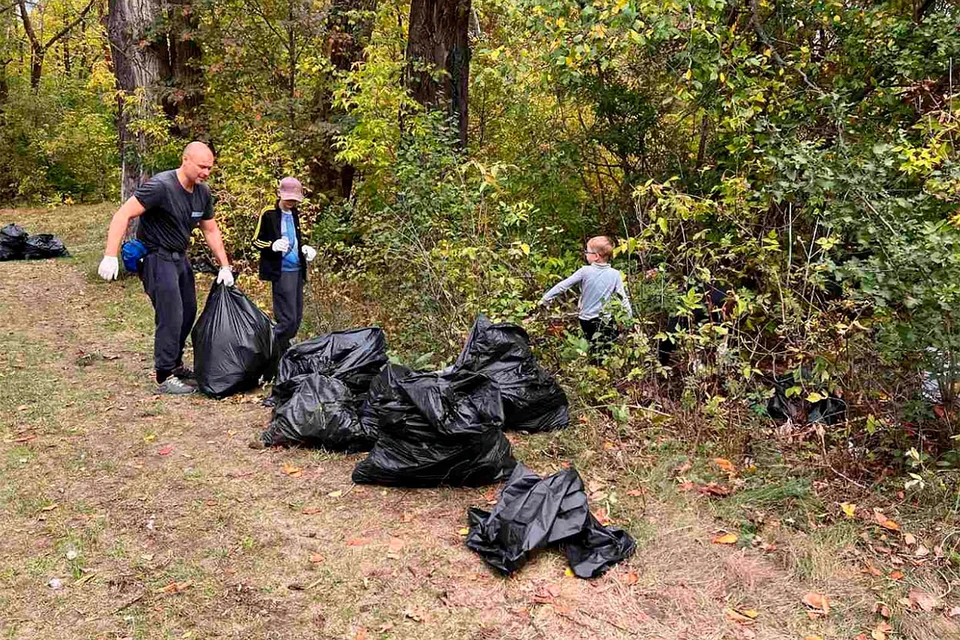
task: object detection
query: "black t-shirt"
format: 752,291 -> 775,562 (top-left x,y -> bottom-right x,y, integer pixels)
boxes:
134,170 -> 214,252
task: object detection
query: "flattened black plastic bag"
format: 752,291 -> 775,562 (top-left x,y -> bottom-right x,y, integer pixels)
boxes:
0,223 -> 28,261
351,366 -> 516,487
260,372 -> 377,451
192,283 -> 277,398
453,315 -> 569,432
274,328 -> 388,393
23,234 -> 68,259
466,463 -> 635,578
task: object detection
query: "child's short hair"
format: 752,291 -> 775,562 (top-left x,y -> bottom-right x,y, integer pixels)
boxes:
588,236 -> 614,260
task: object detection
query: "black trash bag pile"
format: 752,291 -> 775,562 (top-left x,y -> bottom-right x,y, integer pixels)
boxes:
0,224 -> 68,261
352,366 -> 516,487
273,328 -> 389,393
466,463 -> 636,578
261,373 -> 378,451
766,373 -> 847,425
260,328 -> 389,450
452,315 -> 569,432
192,283 -> 277,398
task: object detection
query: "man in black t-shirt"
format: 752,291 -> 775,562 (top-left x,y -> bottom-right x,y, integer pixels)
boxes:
98,142 -> 234,394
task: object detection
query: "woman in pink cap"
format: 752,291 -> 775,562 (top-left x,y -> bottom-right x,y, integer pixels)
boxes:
251,177 -> 318,353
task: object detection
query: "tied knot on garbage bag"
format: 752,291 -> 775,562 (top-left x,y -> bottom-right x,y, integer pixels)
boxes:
454,315 -> 569,432
351,365 -> 517,487
192,282 -> 278,398
261,328 -> 388,451
466,463 -> 636,578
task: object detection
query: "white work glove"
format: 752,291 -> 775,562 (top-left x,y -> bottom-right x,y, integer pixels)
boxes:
272,237 -> 290,253
302,245 -> 317,262
98,255 -> 119,281
216,266 -> 235,287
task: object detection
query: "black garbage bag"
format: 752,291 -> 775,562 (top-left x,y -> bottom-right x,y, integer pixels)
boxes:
23,234 -> 68,259
192,283 -> 277,398
274,328 -> 388,393
351,366 -> 516,487
0,223 -> 28,261
453,315 -> 569,432
466,463 -> 635,578
260,372 -> 377,451
766,372 -> 846,426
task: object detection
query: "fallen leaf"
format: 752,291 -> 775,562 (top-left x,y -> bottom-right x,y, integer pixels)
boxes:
39,503 -> 58,512
875,602 -> 891,618
282,464 -> 302,477
903,532 -> 917,546
677,481 -> 697,492
888,570 -> 904,580
353,628 -> 367,640
346,537 -> 372,547
309,553 -> 324,563
697,482 -> 732,497
915,544 -> 930,558
802,592 -> 830,616
863,563 -> 882,577
713,532 -> 738,545
378,622 -> 395,633
564,567 -> 574,577
327,490 -> 343,498
947,606 -> 960,618
594,508 -> 612,526
673,460 -> 693,476
388,537 -> 405,553
158,445 -> 173,456
626,488 -> 645,497
301,506 -> 322,515
873,511 -> 900,531
907,587 -> 938,612
624,570 -> 639,585
840,502 -> 856,518
457,527 -> 469,536
713,458 -> 737,474
726,608 -> 759,624
403,609 -> 426,622
156,580 -> 192,595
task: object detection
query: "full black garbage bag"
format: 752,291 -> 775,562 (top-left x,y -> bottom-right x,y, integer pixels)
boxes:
274,328 -> 388,393
766,373 -> 846,425
0,224 -> 28,261
466,463 -> 635,578
192,283 -> 277,398
23,234 -> 68,259
260,372 -> 377,451
351,366 -> 516,487
453,315 -> 569,432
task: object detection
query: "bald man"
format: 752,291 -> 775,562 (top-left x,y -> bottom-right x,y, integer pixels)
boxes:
98,142 -> 234,394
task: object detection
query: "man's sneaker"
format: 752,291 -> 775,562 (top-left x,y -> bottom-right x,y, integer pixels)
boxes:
158,376 -> 196,395
171,365 -> 195,381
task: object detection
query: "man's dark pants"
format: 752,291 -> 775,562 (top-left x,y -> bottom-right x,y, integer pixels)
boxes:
141,250 -> 196,382
580,317 -> 618,363
272,270 -> 303,353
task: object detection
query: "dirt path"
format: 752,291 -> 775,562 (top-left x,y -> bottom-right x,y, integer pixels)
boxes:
0,206 -> 949,640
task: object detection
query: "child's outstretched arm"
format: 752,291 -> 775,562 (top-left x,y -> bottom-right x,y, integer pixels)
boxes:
616,274 -> 633,318
540,268 -> 585,306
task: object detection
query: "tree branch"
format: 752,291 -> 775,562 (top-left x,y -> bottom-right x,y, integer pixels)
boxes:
16,0 -> 39,49
44,0 -> 97,50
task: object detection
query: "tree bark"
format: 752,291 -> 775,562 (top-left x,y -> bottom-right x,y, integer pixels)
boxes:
404,0 -> 471,147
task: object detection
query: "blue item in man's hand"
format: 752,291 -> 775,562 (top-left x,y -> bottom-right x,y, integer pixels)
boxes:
121,238 -> 148,273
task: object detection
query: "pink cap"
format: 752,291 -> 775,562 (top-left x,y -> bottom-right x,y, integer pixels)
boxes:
278,177 -> 304,202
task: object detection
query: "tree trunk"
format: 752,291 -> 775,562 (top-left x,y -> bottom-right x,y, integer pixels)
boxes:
29,45 -> 42,88
107,0 -> 163,204
405,0 -> 471,147
163,0 -> 205,138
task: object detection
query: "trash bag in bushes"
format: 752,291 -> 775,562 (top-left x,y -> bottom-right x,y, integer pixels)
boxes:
192,283 -> 276,398
453,315 -> 569,432
274,328 -> 388,393
766,372 -> 846,426
23,234 -> 68,259
466,463 -> 635,578
260,373 -> 377,451
0,224 -> 28,261
352,366 -> 516,487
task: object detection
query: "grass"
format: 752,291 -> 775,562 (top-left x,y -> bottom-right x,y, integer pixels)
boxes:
0,204 -> 957,638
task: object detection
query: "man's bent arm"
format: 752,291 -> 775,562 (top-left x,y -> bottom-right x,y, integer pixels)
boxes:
104,197 -> 146,257
199,219 -> 229,267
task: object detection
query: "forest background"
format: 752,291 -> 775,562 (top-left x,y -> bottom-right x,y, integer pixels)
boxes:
3,0 -> 960,490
